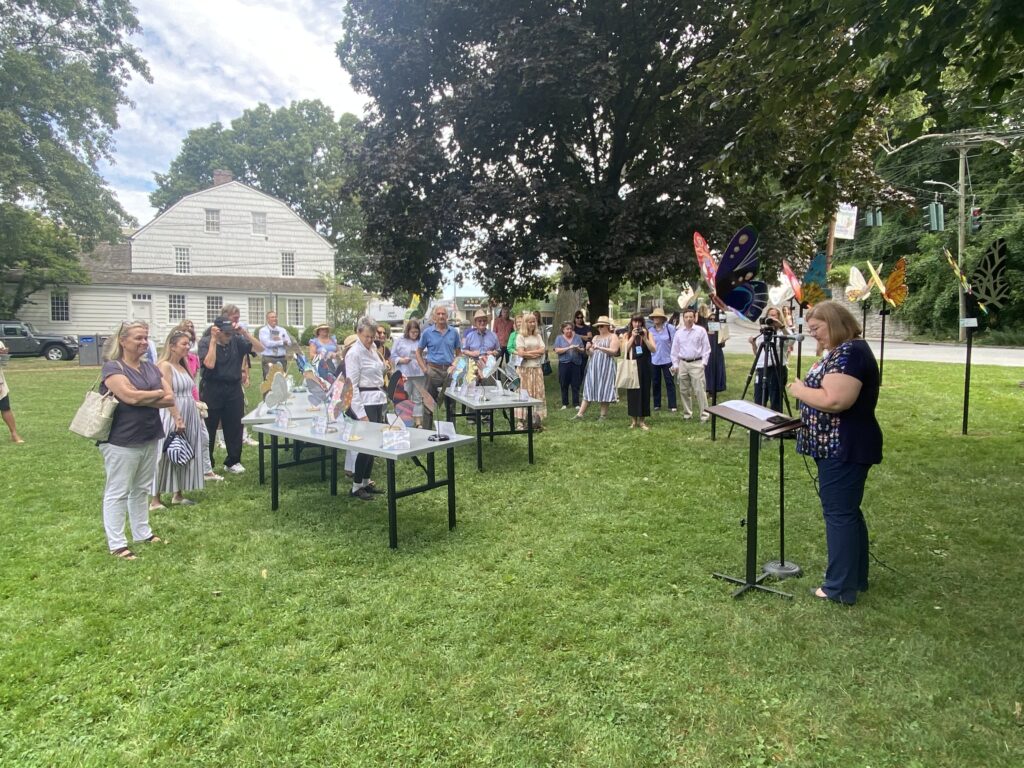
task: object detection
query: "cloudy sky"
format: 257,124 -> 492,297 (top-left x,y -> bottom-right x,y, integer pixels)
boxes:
98,0 -> 366,225
97,0 -> 483,296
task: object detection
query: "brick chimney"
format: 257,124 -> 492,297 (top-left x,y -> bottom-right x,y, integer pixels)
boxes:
212,169 -> 233,186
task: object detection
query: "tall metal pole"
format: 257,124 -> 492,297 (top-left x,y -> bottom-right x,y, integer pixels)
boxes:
957,137 -> 967,342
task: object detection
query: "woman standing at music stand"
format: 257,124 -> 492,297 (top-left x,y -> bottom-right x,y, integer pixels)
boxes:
788,301 -> 882,605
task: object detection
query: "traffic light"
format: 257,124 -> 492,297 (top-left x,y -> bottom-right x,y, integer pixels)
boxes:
970,207 -> 982,233
924,201 -> 945,231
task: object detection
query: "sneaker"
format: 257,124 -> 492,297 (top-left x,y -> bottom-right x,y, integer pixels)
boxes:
670,408 -> 678,413
653,406 -> 661,411
242,436 -> 259,447
225,463 -> 246,474
683,414 -> 692,420
560,405 -> 567,410
217,439 -> 226,450
204,472 -> 224,482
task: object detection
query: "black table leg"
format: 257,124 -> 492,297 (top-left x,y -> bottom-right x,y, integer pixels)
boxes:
320,445 -> 326,481
476,407 -> 484,471
330,449 -> 337,496
386,460 -> 398,549
427,452 -> 436,484
447,445 -> 457,530
271,434 -> 280,511
527,405 -> 534,464
258,430 -> 266,485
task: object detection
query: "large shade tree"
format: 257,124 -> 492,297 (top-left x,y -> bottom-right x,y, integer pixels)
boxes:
339,0 -> 758,316
0,0 -> 149,313
150,101 -> 370,289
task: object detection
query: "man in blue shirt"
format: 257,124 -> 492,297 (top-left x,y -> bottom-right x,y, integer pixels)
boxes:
415,305 -> 461,428
462,310 -> 500,381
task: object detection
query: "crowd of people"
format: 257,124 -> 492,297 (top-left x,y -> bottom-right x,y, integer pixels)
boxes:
85,299 -> 880,607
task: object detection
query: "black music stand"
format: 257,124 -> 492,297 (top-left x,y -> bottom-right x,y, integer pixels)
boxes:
706,401 -> 802,599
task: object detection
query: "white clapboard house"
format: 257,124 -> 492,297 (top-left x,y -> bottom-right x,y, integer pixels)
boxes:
16,173 -> 334,344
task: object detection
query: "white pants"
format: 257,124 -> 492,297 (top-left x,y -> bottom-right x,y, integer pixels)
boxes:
200,420 -> 213,474
677,360 -> 708,418
100,440 -> 159,551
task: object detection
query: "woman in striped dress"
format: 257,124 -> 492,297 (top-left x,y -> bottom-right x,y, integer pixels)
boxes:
574,316 -> 620,421
150,329 -> 205,508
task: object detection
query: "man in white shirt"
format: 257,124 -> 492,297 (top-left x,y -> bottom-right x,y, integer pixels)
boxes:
670,308 -> 711,421
258,311 -> 292,379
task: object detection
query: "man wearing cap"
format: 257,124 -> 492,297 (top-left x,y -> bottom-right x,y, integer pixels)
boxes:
258,310 -> 292,379
648,307 -> 677,412
462,310 -> 500,381
199,316 -> 257,473
415,305 -> 461,428
669,308 -> 711,422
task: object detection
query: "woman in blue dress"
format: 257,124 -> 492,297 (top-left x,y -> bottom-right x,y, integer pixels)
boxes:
573,316 -> 619,421
309,323 -> 340,378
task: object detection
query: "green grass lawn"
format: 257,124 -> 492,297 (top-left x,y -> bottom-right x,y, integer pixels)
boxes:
1,356 -> 1022,767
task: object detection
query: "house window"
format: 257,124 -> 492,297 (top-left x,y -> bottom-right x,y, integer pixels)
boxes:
132,293 -> 152,301
251,212 -> 267,235
248,297 -> 265,325
50,290 -> 70,322
169,294 -> 186,322
206,296 -> 223,323
205,209 -> 220,233
287,299 -> 304,328
281,251 -> 295,276
174,246 -> 191,274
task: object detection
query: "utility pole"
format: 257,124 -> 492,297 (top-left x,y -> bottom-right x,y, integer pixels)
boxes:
956,137 -> 967,342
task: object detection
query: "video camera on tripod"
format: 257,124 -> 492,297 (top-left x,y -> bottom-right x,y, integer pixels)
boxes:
759,316 -> 804,343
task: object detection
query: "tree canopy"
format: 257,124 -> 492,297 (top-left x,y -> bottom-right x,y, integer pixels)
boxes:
149,101 -> 371,289
0,0 -> 148,237
340,0 -> 768,315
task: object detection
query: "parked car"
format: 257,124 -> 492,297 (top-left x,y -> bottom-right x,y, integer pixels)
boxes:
0,320 -> 79,361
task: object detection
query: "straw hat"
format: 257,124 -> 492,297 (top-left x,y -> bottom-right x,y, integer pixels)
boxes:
472,309 -> 489,320
314,323 -> 331,333
342,333 -> 358,348
649,307 -> 668,320
593,315 -> 614,327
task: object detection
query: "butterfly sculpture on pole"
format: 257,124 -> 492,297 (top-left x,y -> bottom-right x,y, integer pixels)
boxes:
713,226 -> 769,321
866,258 -> 908,308
845,266 -> 874,302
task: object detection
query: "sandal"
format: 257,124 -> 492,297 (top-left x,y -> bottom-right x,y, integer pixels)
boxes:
149,503 -> 167,511
640,423 -> 650,431
143,535 -> 164,544
171,498 -> 197,506
111,547 -> 136,560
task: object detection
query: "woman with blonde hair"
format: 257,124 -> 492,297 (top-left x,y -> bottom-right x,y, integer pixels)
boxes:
515,313 -> 548,431
150,328 -> 205,509
392,319 -> 425,427
98,321 -> 173,559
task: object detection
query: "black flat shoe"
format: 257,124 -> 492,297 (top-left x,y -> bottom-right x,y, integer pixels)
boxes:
363,483 -> 385,495
350,488 -> 376,501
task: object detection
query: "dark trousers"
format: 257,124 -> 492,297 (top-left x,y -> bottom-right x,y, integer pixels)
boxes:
353,404 -> 386,484
754,366 -> 783,412
422,365 -> 448,429
558,361 -> 583,406
651,363 -> 677,409
202,384 -> 245,468
816,458 -> 871,604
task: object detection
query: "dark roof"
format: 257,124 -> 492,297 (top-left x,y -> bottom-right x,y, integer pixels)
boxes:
80,243 -> 325,293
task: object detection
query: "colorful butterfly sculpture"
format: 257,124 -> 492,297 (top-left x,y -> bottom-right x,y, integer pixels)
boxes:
845,266 -> 873,302
944,249 -> 986,315
480,355 -> 500,379
802,252 -> 832,306
713,226 -> 768,321
451,356 -> 469,387
782,260 -> 803,304
866,257 -> 908,308
768,275 -> 794,307
328,376 -> 353,420
693,232 -> 718,294
260,363 -> 285,397
971,239 -> 1010,309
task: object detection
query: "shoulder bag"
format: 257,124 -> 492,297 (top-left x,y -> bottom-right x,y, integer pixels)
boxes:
163,429 -> 195,465
69,370 -> 120,441
615,349 -> 639,390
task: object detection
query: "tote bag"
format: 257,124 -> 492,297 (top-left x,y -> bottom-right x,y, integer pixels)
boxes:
69,389 -> 118,441
615,357 -> 639,390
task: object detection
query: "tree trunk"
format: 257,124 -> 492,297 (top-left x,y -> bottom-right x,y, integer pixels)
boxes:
585,280 -> 610,321
551,286 -> 585,346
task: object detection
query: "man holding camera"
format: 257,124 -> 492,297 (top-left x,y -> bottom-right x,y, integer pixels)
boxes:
670,308 -> 711,421
199,316 -> 261,474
